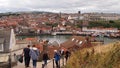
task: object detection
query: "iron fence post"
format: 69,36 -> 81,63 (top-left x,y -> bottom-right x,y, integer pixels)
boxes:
62,57 -> 64,66
8,55 -> 12,68
53,59 -> 54,68
59,59 -> 60,68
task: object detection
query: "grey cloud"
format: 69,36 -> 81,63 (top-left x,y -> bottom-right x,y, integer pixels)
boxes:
0,0 -> 120,13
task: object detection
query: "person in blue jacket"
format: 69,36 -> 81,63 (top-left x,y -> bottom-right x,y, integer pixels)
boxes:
54,50 -> 60,68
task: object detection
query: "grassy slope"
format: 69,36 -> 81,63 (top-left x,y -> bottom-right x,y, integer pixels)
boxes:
66,42 -> 120,68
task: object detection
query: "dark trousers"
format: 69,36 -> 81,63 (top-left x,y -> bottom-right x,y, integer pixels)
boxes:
24,57 -> 30,67
33,60 -> 37,68
43,60 -> 47,65
42,60 -> 47,68
65,57 -> 68,62
55,60 -> 59,68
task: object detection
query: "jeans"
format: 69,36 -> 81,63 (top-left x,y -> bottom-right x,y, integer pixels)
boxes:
33,60 -> 37,68
55,60 -> 59,68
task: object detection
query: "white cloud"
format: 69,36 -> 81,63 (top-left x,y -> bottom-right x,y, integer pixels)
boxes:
0,0 -> 120,13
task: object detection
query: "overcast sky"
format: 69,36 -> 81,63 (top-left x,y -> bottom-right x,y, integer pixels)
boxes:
0,0 -> 120,13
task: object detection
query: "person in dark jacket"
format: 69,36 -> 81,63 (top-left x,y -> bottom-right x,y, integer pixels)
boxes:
54,50 -> 60,68
23,45 -> 31,68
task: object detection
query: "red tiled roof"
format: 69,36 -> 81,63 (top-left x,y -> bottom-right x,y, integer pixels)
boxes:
61,36 -> 93,51
25,38 -> 37,41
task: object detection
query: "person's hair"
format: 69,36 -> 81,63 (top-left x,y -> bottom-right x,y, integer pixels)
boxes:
54,50 -> 57,52
46,40 -> 49,42
32,45 -> 35,47
28,45 -> 30,47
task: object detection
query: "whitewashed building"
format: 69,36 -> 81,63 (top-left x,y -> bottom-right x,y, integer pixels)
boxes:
0,29 -> 28,68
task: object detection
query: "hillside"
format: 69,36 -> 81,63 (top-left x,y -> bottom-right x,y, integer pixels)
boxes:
66,41 -> 120,68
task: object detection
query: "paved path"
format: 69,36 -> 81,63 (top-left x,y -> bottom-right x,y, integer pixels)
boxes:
13,61 -> 43,68
13,58 -> 66,68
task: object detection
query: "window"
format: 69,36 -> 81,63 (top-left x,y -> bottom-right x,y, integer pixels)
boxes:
79,41 -> 83,45
72,38 -> 75,41
0,44 -> 4,52
76,40 -> 79,42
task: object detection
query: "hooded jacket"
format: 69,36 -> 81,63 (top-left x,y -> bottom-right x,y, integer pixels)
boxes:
29,47 -> 40,60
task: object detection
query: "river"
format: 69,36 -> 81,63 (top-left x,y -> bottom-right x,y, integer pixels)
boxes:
17,35 -> 120,44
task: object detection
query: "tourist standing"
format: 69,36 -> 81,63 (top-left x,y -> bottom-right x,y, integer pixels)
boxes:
29,45 -> 40,68
54,50 -> 60,68
23,45 -> 31,68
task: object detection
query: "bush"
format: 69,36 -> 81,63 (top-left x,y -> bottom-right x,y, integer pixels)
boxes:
66,42 -> 120,68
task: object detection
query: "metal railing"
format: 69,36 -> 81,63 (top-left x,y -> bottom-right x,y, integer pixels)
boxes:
0,54 -> 11,68
0,54 -> 18,68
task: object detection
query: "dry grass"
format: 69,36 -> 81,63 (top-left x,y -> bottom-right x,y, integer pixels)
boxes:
66,41 -> 120,68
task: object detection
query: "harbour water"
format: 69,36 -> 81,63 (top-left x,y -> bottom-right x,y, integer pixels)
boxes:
17,35 -> 120,44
